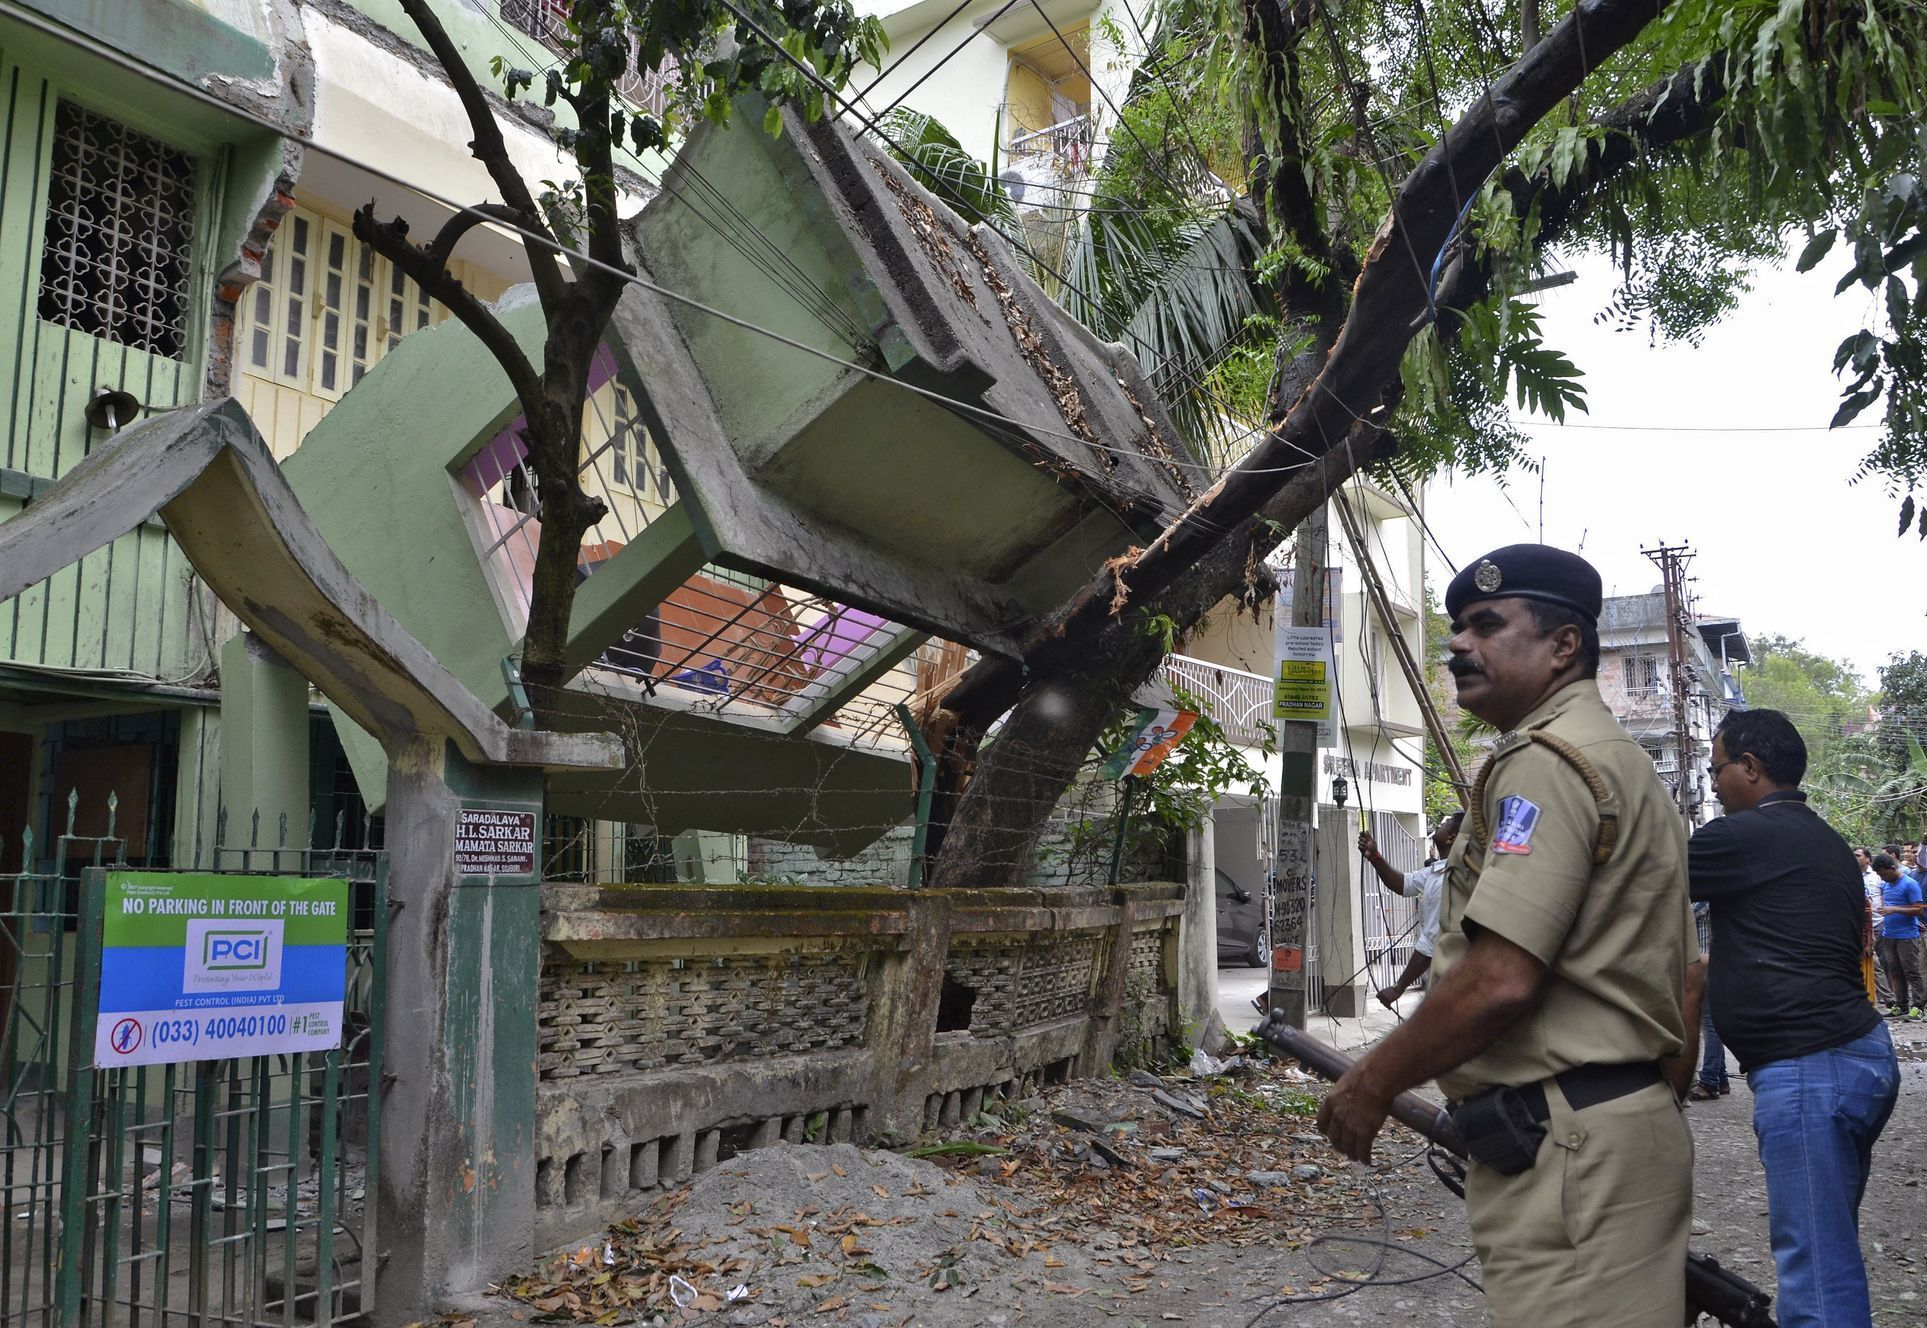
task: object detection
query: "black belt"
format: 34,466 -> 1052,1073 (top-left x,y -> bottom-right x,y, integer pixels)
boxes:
1516,1060 -> 1666,1121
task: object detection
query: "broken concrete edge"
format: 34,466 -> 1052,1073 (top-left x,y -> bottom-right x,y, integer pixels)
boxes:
787,104 -> 1193,524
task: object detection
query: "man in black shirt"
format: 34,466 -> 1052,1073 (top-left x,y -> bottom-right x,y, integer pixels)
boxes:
1689,709 -> 1897,1328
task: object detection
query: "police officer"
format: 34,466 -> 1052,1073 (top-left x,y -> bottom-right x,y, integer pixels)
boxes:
1316,544 -> 1702,1327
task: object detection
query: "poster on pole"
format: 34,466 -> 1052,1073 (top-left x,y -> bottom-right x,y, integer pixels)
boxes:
94,872 -> 349,1068
1274,625 -> 1335,744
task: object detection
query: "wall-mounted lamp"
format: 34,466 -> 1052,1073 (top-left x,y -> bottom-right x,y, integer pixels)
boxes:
84,386 -> 142,434
1331,773 -> 1350,807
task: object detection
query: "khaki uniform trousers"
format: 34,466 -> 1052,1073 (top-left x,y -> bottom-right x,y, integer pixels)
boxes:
1465,1080 -> 1693,1326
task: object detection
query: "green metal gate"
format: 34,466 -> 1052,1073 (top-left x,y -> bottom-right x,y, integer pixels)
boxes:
2,800 -> 385,1327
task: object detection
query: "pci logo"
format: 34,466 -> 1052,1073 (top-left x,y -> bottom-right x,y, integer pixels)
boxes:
183,919 -> 284,992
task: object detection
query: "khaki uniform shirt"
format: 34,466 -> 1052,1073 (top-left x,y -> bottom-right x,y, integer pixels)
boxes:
1433,680 -> 1697,1102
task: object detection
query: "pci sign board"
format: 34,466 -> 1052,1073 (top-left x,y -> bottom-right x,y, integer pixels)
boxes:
454,808 -> 538,877
95,873 -> 348,1068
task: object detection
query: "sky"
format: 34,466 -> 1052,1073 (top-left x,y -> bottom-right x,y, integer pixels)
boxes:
1421,246 -> 1917,689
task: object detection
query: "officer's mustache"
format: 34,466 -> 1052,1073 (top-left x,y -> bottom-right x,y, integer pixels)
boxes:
1447,657 -> 1484,678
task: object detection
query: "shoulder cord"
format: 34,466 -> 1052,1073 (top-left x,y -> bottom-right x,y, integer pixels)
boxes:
1465,732 -> 1621,869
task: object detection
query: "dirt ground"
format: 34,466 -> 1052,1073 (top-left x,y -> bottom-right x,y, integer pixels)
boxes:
468,1019 -> 1927,1328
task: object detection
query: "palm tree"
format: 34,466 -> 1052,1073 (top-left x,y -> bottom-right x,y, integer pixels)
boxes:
878,33 -> 1276,471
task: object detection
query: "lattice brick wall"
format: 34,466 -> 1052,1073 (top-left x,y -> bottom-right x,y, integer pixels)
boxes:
538,950 -> 872,1081
1126,925 -> 1171,1040
945,931 -> 1101,1033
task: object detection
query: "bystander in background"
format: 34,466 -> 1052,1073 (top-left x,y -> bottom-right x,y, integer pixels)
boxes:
1691,709 -> 1897,1328
1356,812 -> 1462,1009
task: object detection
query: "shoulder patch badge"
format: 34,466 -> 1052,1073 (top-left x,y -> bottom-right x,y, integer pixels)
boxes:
1491,795 -> 1541,855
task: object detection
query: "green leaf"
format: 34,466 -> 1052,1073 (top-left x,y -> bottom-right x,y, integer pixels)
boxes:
1908,731 -> 1927,779
1835,329 -> 1880,374
1888,275 -> 1910,331
1796,228 -> 1837,272
764,104 -> 783,136
1901,494 -> 1917,538
1832,384 -> 1882,428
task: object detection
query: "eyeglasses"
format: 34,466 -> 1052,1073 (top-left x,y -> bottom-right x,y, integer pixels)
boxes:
1707,758 -> 1741,781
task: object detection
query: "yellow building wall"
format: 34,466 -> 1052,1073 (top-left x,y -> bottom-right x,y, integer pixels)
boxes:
237,196 -> 509,460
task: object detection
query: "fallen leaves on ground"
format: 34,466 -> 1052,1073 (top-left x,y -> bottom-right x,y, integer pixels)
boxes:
487,1058 -> 1409,1324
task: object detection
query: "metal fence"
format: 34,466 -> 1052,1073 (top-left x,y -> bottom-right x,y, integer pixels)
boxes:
1,796 -> 385,1328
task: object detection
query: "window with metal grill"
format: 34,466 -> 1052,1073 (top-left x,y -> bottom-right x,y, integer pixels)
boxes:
36,102 -> 198,360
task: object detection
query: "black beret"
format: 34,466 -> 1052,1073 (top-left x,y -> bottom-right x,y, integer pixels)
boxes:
1444,544 -> 1602,625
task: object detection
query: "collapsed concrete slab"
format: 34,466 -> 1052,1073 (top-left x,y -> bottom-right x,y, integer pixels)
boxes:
279,97 -> 1196,846
618,100 -> 1196,657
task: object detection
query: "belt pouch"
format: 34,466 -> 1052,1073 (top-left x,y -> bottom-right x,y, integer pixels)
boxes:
1449,1086 -> 1547,1175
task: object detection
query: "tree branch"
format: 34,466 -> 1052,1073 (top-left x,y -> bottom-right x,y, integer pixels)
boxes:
423,202 -> 532,273
927,426 -> 1389,884
1433,55 -> 1729,314
396,0 -> 567,307
354,209 -> 546,410
571,74 -> 633,318
968,0 -> 1671,705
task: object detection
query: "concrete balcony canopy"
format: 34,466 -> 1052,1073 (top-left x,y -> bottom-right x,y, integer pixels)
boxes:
615,97 -> 1197,655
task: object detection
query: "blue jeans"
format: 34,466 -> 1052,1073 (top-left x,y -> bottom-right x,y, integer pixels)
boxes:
1699,988 -> 1728,1089
1746,1024 -> 1899,1328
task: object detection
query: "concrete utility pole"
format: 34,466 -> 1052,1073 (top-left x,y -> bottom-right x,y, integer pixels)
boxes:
1332,497 -> 1468,804
1271,504 -> 1328,1027
1643,542 -> 1697,829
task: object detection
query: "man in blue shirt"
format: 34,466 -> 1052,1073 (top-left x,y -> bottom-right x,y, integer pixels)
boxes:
1873,853 -> 1924,1018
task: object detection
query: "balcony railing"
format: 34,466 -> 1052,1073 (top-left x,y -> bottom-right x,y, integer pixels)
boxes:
499,0 -> 675,115
1165,654 -> 1274,749
999,110 -> 1095,213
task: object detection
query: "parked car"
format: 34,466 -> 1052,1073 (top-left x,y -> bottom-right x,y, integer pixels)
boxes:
1216,868 -> 1268,968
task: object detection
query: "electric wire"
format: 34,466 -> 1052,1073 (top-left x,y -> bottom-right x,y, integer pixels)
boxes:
472,6 -> 1261,544
1239,1141 -> 1481,1327
2,0 -> 1314,554
867,0 -> 1031,121
846,0 -> 982,106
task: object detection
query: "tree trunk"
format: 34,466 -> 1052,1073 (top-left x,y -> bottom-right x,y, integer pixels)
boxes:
927,0 -> 1677,884
927,444 -> 1377,886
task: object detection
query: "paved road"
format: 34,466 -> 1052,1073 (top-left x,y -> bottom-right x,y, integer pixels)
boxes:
1195,1008 -> 1927,1327
1216,963 -> 1415,1054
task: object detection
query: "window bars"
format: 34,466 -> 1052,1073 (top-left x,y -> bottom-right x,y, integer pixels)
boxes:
37,101 -> 198,360
456,349 -> 937,751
